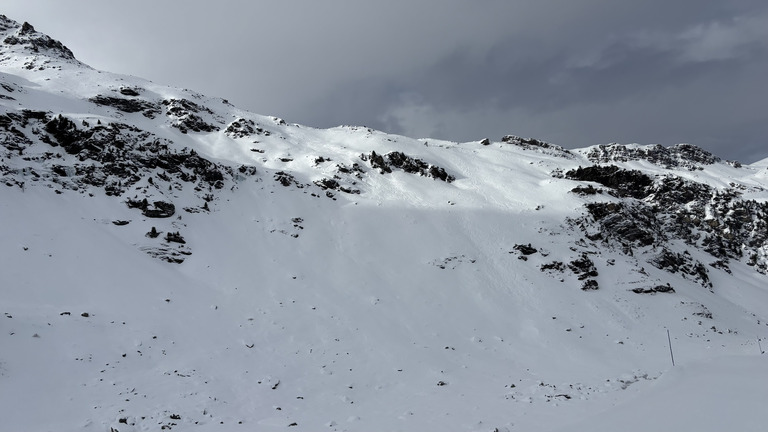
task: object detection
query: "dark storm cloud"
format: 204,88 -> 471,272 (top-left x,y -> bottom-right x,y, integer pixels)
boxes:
407,31 -> 764,113
3,0 -> 768,162
297,1 -> 768,161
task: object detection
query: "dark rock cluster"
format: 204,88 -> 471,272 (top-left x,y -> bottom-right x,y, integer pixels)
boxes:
585,201 -> 661,247
632,284 -> 675,294
650,249 -> 711,290
584,143 -> 722,170
501,135 -> 573,158
1,108 -> 257,264
566,165 -> 653,199
512,243 -> 540,261
224,118 -> 256,138
566,163 -> 768,279
361,151 -> 455,182
89,95 -> 160,118
538,254 -> 599,290
126,199 -> 176,218
568,253 -> 598,281
313,177 -> 360,195
31,114 -> 235,193
162,98 -> 219,134
274,171 -> 302,188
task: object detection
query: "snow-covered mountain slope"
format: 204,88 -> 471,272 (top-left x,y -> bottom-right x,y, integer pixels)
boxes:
1,14 -> 768,432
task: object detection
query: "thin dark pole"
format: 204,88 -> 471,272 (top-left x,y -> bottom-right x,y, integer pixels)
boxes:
667,329 -> 675,366
759,338 -> 764,355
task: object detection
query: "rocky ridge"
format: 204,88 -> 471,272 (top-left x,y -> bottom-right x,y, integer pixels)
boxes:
1,12 -> 767,283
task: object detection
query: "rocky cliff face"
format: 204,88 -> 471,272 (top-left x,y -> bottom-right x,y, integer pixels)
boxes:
583,143 -> 728,169
563,163 -> 768,281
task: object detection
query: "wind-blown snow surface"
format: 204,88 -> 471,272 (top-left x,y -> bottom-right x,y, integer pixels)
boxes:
1,15 -> 768,432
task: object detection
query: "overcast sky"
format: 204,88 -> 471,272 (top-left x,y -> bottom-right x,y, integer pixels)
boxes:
4,1 -> 768,162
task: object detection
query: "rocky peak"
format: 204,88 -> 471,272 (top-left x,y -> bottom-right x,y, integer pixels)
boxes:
1,15 -> 76,61
0,14 -> 18,33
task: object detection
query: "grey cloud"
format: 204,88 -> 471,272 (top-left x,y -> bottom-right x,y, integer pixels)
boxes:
297,4 -> 768,161
397,13 -> 767,113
